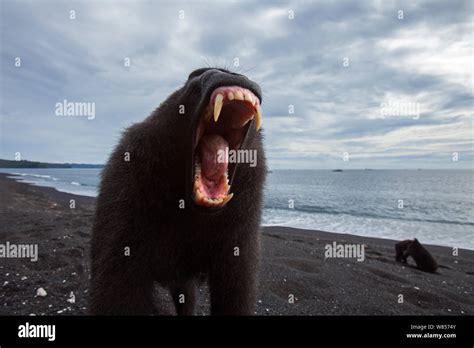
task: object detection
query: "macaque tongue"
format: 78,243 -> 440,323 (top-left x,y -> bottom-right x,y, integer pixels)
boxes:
199,134 -> 229,181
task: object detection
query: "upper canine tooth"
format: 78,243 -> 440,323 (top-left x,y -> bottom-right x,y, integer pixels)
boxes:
228,92 -> 234,101
255,104 -> 262,131
214,94 -> 224,122
235,91 -> 244,101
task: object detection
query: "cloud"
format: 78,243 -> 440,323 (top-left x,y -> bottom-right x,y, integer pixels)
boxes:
0,0 -> 472,168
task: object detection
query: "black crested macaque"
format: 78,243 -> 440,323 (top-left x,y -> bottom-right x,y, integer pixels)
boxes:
90,68 -> 266,315
395,239 -> 412,263
395,239 -> 438,273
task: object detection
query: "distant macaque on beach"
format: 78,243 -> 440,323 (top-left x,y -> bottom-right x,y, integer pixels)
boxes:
395,239 -> 438,273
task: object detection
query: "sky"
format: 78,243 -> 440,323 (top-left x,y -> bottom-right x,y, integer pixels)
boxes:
0,0 -> 472,169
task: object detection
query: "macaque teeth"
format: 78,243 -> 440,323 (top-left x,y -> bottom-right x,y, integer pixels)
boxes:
194,87 -> 261,207
214,94 -> 224,122
195,189 -> 204,201
221,193 -> 234,205
234,91 -> 244,101
223,179 -> 230,190
244,92 -> 253,104
255,104 -> 262,131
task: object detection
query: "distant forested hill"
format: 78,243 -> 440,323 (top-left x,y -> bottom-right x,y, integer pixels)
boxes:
0,159 -> 103,168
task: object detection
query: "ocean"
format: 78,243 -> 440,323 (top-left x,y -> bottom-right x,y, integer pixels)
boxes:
2,168 -> 473,250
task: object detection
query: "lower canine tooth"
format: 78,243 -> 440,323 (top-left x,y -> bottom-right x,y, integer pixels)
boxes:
222,193 -> 234,205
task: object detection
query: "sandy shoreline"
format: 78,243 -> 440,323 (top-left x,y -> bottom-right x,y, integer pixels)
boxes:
0,173 -> 473,315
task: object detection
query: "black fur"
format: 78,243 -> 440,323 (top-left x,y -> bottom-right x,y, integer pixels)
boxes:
90,68 -> 266,315
395,238 -> 438,273
395,239 -> 412,263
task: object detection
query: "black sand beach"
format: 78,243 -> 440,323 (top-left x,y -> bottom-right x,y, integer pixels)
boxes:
0,173 -> 473,315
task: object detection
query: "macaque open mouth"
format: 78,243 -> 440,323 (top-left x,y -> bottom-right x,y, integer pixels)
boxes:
193,86 -> 262,208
